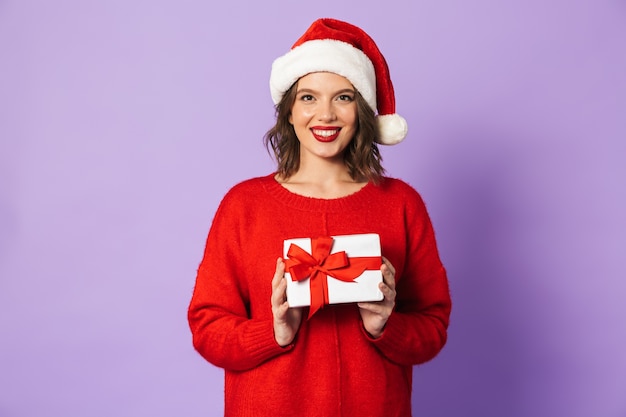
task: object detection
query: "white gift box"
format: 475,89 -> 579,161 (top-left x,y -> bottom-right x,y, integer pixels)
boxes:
283,233 -> 383,309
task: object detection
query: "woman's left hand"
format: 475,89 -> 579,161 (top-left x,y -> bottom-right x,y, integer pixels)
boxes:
358,257 -> 396,338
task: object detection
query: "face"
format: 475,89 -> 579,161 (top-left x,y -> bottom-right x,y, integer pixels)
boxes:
289,72 -> 358,164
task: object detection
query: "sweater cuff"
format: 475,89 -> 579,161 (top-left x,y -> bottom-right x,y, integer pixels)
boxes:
360,313 -> 404,351
244,319 -> 294,364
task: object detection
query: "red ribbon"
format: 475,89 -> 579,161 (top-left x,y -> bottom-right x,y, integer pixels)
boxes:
284,236 -> 381,319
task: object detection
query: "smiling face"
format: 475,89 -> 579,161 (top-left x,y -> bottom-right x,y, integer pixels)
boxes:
288,72 -> 358,164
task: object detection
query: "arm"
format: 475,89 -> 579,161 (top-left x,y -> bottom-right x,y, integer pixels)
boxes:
188,194 -> 294,372
361,192 -> 452,366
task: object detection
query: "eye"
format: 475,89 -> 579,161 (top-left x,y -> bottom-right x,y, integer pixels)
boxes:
299,94 -> 314,102
337,94 -> 354,102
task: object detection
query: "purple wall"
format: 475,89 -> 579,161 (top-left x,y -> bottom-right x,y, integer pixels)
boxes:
1,1 -> 625,416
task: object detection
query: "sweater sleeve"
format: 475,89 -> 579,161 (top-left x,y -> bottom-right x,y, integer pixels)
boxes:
188,189 -> 291,372
367,189 -> 451,366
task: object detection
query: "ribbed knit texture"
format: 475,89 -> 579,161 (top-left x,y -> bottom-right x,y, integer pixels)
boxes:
188,174 -> 451,417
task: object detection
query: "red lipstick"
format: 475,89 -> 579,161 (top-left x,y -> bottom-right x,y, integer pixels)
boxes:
311,126 -> 341,142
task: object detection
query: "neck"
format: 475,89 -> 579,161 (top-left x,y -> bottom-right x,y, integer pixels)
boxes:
276,158 -> 367,199
292,158 -> 353,184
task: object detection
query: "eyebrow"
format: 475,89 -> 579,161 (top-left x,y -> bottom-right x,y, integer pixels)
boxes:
296,88 -> 356,95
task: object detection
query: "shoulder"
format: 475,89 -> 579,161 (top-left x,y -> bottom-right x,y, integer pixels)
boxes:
210,174 -> 275,218
373,177 -> 433,219
221,173 -> 275,201
378,177 -> 425,202
376,178 -> 438,234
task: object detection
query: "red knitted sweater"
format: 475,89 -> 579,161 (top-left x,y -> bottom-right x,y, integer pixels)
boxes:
188,174 -> 451,417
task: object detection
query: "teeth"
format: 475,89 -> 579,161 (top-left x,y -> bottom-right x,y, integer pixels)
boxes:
312,129 -> 339,137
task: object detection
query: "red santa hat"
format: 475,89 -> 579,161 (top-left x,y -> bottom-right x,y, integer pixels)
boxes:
270,18 -> 408,145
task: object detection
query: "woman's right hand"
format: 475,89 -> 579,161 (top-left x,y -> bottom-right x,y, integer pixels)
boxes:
271,257 -> 303,347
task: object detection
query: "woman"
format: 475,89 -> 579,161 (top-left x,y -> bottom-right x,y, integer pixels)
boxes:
188,18 -> 451,417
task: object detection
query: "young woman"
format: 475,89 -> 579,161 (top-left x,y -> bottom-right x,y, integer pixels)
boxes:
188,18 -> 451,417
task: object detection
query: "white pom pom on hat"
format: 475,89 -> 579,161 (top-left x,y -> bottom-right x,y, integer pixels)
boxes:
269,18 -> 408,145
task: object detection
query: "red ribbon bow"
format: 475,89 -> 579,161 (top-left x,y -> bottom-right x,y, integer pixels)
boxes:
284,236 -> 381,319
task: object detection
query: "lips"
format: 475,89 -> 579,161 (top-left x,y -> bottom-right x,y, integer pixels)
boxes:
311,126 -> 341,142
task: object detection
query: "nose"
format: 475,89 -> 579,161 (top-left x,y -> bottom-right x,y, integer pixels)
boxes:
317,99 -> 337,122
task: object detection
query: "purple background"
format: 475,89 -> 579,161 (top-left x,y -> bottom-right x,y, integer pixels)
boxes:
1,1 -> 625,416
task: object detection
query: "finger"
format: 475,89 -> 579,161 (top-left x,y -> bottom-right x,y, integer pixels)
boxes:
357,301 -> 382,314
380,257 -> 396,290
381,256 -> 396,276
271,267 -> 287,306
271,278 -> 288,308
379,282 -> 396,301
271,258 -> 285,289
380,265 -> 396,291
275,299 -> 289,316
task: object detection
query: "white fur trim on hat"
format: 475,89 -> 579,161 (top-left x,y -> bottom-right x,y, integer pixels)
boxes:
270,39 -> 377,112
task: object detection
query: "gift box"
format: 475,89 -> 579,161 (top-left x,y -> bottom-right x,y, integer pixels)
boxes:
283,233 -> 383,318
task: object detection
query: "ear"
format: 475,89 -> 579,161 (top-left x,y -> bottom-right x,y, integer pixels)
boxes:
288,113 -> 293,125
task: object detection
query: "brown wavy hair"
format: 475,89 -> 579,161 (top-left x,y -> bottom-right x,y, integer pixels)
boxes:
264,81 -> 385,183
